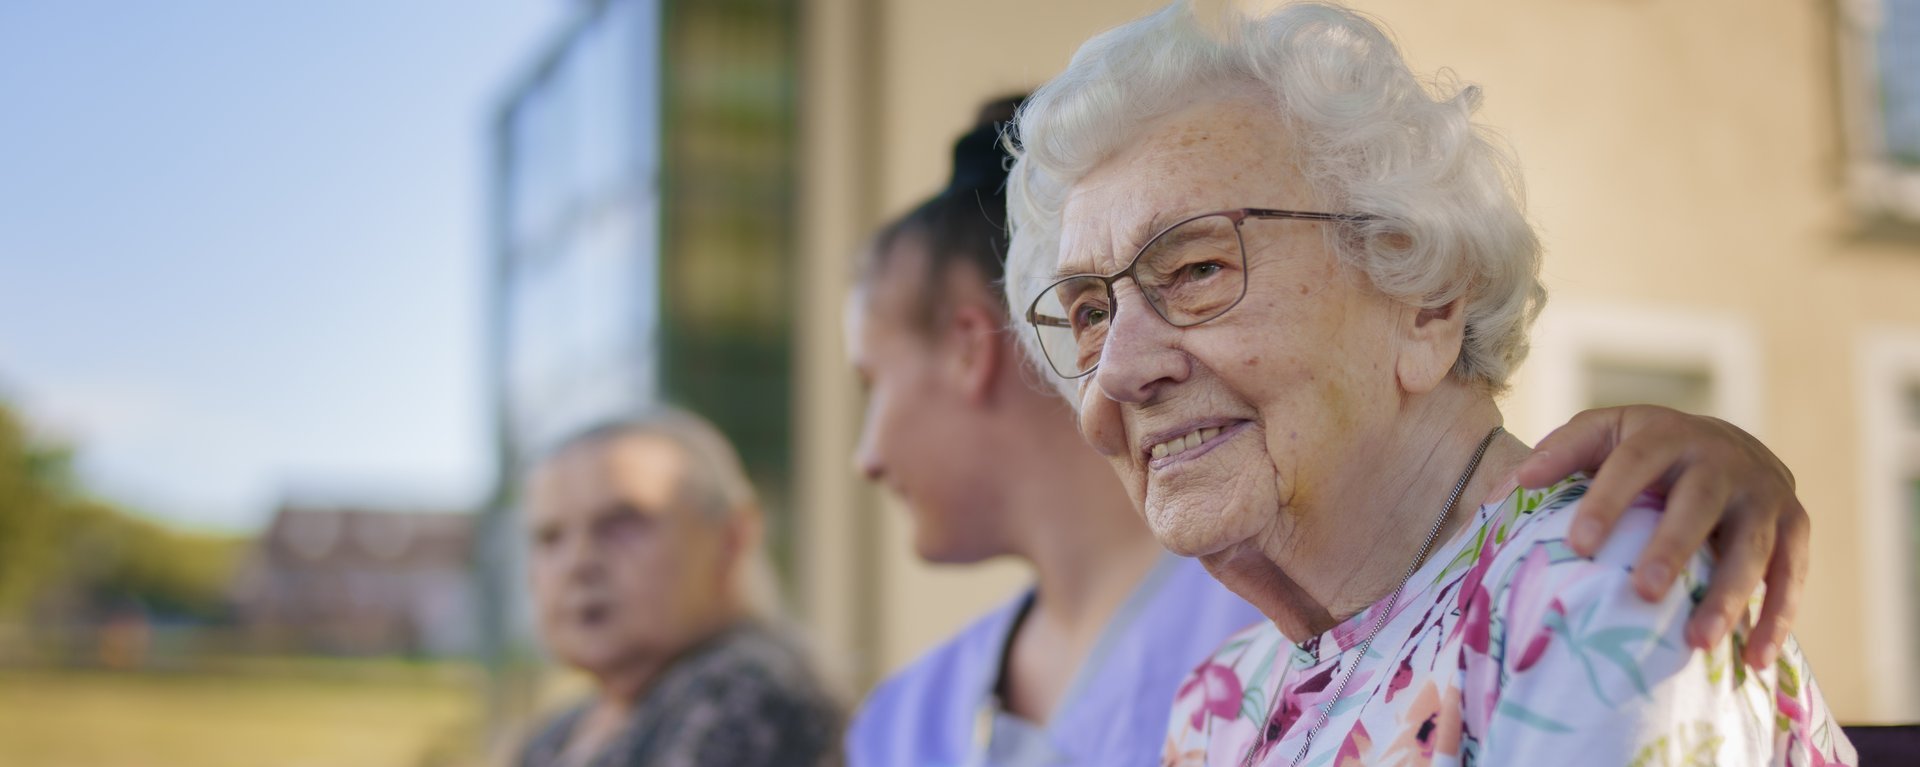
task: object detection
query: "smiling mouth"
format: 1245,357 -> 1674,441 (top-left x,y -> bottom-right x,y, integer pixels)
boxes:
1146,420 -> 1251,469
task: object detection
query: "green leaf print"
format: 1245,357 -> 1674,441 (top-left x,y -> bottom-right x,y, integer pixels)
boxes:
1546,603 -> 1671,706
1495,700 -> 1573,733
1240,687 -> 1262,722
1776,654 -> 1801,699
1627,721 -> 1723,767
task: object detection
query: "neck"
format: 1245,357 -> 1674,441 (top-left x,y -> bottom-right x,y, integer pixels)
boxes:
591,654 -> 668,717
996,400 -> 1165,723
1201,382 -> 1530,642
1013,403 -> 1166,626
590,608 -> 741,712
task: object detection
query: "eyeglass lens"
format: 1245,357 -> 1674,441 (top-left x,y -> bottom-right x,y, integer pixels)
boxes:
1029,213 -> 1248,378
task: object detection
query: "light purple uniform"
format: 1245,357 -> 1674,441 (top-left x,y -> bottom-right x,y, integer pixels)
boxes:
846,553 -> 1262,767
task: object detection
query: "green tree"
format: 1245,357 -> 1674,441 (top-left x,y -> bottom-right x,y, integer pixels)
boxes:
0,401 -> 241,624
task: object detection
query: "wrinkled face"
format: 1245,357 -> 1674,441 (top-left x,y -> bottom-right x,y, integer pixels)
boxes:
527,435 -> 731,677
1056,96 -> 1407,559
847,244 -> 1010,563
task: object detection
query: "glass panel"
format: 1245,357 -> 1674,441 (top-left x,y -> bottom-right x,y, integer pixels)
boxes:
1584,358 -> 1716,415
507,86 -> 566,253
660,0 -> 797,564
1881,0 -> 1920,166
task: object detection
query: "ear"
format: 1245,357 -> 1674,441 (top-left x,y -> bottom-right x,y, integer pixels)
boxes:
717,504 -> 762,575
944,301 -> 1005,405
1394,297 -> 1466,395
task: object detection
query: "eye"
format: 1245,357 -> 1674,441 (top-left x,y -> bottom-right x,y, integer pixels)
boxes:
1182,262 -> 1224,281
606,509 -> 650,536
1071,303 -> 1109,331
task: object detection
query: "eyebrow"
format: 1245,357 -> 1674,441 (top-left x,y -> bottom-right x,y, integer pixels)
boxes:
1050,210 -> 1180,280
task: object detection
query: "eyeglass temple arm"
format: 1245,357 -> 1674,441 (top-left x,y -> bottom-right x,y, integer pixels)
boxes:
1028,311 -> 1072,328
1243,208 -> 1376,223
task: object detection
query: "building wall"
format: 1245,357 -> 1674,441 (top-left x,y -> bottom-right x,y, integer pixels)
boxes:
795,0 -> 1920,723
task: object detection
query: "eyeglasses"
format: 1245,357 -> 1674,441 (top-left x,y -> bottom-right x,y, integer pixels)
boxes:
1024,207 -> 1373,379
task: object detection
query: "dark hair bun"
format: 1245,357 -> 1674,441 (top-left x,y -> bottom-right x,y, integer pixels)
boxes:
944,93 -> 1025,196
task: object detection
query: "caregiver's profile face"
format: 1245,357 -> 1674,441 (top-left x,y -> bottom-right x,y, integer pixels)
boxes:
1058,95 -> 1409,560
847,245 -> 1009,564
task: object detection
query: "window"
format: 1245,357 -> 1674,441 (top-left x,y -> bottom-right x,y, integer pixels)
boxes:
1839,0 -> 1920,219
1519,304 -> 1763,444
1857,331 -> 1920,720
1584,358 -> 1717,415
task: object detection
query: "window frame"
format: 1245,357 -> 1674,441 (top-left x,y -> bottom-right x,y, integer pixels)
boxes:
1855,330 -> 1920,719
1837,0 -> 1920,221
1519,303 -> 1765,442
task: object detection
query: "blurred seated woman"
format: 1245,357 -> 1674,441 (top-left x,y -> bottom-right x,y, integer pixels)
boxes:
1004,3 -> 1855,764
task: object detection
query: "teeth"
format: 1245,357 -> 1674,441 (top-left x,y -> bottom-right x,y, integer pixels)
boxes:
1152,426 -> 1225,460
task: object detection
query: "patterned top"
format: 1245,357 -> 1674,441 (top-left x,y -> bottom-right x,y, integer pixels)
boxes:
519,620 -> 843,767
1162,476 -> 1856,767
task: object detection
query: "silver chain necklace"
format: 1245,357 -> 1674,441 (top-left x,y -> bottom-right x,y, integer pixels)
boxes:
1241,426 -> 1503,767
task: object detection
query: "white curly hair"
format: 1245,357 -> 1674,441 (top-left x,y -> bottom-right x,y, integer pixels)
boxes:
1003,1 -> 1545,399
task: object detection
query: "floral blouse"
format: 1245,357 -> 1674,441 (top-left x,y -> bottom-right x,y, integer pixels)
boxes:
1163,476 -> 1856,767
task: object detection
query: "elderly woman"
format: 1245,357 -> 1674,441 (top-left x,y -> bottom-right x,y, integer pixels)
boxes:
1004,3 -> 1854,765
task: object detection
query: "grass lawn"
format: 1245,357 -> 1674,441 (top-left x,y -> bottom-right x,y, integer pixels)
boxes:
0,661 -> 486,767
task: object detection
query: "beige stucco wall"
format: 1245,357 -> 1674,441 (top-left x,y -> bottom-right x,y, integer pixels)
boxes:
796,0 -> 1920,722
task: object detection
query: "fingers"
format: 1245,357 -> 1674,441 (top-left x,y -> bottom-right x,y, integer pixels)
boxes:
1631,466 -> 1729,601
1568,435 -> 1684,557
1684,512 -> 1772,651
1744,507 -> 1809,669
1516,409 -> 1622,490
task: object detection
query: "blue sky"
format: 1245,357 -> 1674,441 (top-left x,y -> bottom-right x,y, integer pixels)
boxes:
0,2 -> 567,531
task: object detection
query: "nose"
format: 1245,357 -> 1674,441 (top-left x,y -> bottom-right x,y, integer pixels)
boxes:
1094,283 -> 1189,404
558,532 -> 603,585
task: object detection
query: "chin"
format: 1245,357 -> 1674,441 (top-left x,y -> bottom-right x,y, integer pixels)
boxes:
1146,482 -> 1277,560
1144,503 -> 1230,559
913,532 -> 997,565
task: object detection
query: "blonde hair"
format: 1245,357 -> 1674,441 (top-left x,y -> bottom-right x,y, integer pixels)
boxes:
550,407 -> 782,618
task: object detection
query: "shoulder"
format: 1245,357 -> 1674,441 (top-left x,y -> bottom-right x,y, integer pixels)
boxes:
1465,475 -> 1683,642
1452,476 -> 1858,764
846,592 -> 1031,764
1455,476 -> 1699,717
1466,475 -> 1675,610
655,622 -> 844,765
1163,620 -> 1283,757
515,702 -> 587,767
681,621 -> 834,701
1158,560 -> 1286,706
1115,556 -> 1267,682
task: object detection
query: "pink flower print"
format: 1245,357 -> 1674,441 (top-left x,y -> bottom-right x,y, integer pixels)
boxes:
1331,601 -> 1389,649
1383,682 -> 1463,766
1454,527 -> 1503,655
1776,689 -> 1806,728
1504,546 -> 1565,673
1284,662 -> 1376,724
1176,661 -> 1244,730
1333,721 -> 1373,767
1385,653 -> 1414,703
1512,602 -> 1563,673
